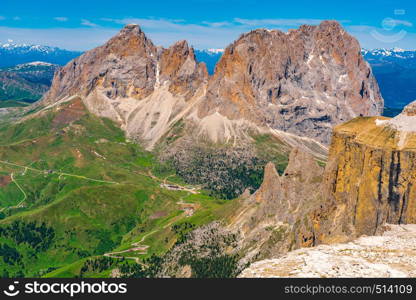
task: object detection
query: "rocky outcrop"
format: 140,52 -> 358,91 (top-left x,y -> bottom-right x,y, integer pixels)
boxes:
159,40 -> 207,97
198,21 -> 383,144
43,24 -> 159,103
230,102 -> 416,262
314,101 -> 416,242
229,148 -> 324,262
42,24 -> 208,149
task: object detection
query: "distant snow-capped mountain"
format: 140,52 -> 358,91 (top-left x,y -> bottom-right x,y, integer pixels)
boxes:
0,61 -> 60,103
362,48 -> 416,111
0,41 -> 82,68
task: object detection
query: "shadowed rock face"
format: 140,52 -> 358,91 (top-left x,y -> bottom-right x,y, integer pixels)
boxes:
199,21 -> 383,144
315,102 -> 416,242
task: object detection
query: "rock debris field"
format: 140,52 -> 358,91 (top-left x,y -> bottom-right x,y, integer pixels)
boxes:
240,224 -> 416,278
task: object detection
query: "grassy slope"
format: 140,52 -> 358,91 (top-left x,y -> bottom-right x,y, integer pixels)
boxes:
334,116 -> 416,150
0,101 -> 232,277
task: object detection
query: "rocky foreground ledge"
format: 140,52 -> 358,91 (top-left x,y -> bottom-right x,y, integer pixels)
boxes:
239,224 -> 416,278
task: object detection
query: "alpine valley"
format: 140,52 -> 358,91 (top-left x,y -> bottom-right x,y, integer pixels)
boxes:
0,21 -> 415,278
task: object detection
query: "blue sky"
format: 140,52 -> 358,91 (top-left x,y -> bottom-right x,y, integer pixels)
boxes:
0,0 -> 415,50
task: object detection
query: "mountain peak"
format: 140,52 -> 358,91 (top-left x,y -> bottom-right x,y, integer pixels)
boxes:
374,100 -> 416,136
200,20 -> 383,144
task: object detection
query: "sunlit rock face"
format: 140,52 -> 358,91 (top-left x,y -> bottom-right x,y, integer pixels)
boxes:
42,24 -> 208,150
240,224 -> 416,278
199,20 -> 383,144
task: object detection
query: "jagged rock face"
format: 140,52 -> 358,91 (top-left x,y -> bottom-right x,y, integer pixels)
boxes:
159,40 -> 208,97
229,148 -> 324,262
44,24 -> 159,103
199,21 -> 383,144
42,24 -> 208,149
316,102 -> 416,242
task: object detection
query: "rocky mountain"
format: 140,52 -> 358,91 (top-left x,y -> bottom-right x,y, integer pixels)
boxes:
227,148 -> 325,263
0,41 -> 81,68
320,100 -> 416,239
362,48 -> 416,110
240,224 -> 416,278
42,24 -> 208,150
195,47 -> 416,115
42,21 -> 382,146
0,62 -> 59,103
205,101 -> 416,272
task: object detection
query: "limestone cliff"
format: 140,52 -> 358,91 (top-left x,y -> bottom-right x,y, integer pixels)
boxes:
316,101 -> 416,242
240,224 -> 416,278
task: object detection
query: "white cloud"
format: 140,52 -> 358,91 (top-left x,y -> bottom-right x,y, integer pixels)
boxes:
54,17 -> 68,22
12,17 -> 21,21
81,19 -> 98,27
0,16 -> 5,21
101,17 -> 332,31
